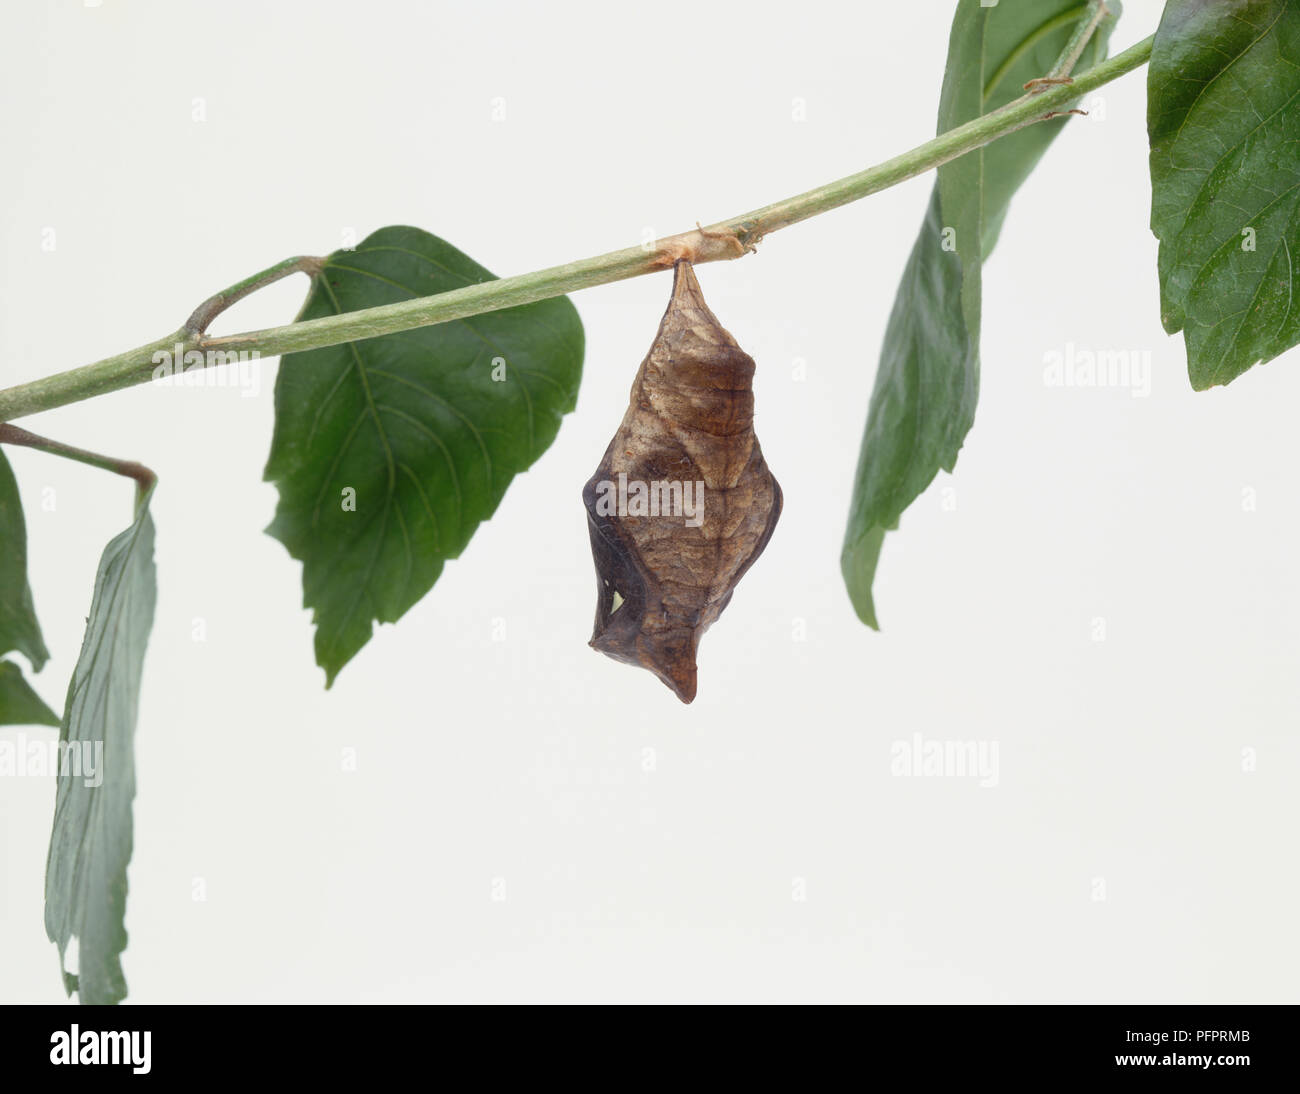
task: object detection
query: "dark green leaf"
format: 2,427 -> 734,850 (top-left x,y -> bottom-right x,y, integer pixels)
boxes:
0,448 -> 50,670
0,660 -> 59,726
45,488 -> 157,1006
265,226 -> 584,685
842,0 -> 1118,626
1148,0 -> 1300,389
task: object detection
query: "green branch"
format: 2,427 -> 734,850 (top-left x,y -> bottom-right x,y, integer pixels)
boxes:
0,34 -> 1152,425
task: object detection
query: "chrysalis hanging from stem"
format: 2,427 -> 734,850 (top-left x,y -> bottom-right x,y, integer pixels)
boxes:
582,260 -> 782,703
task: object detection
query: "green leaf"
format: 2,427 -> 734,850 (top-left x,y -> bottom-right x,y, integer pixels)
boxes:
841,0 -> 1118,627
44,487 -> 157,1006
0,448 -> 50,670
0,448 -> 55,725
265,226 -> 584,685
1148,0 -> 1300,389
0,660 -> 59,726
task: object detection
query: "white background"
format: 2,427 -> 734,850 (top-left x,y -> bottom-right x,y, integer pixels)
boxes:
2,0 -> 1297,1003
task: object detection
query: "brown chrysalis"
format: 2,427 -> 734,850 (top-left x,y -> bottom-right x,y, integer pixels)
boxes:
582,260 -> 782,703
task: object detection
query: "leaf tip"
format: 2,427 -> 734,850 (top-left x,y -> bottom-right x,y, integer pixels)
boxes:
841,526 -> 887,631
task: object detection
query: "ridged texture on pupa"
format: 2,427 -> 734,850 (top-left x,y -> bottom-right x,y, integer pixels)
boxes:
582,260 -> 782,702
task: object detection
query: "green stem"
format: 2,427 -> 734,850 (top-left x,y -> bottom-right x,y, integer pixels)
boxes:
1049,0 -> 1113,81
0,34 -> 1153,425
184,255 -> 323,335
0,423 -> 156,498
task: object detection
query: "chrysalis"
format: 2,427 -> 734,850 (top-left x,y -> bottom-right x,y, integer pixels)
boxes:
582,260 -> 782,703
